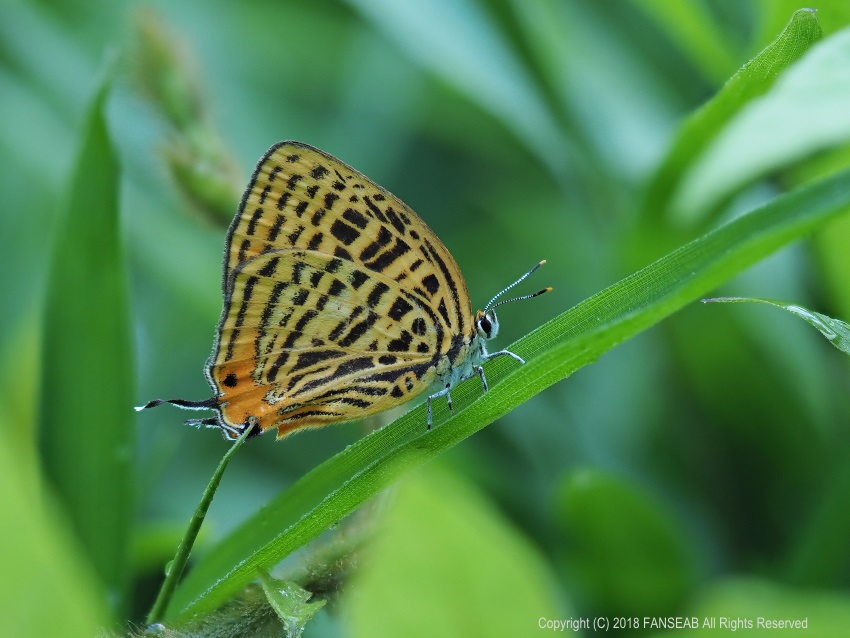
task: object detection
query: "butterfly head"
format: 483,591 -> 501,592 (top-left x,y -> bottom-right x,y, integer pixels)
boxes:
479,260 -> 552,341
475,309 -> 500,340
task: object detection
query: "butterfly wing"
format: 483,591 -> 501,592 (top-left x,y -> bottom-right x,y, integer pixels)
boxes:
221,141 -> 473,338
209,249 -> 455,437
207,142 -> 477,436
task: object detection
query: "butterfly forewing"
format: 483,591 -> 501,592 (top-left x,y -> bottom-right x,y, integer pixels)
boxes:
207,142 -> 475,437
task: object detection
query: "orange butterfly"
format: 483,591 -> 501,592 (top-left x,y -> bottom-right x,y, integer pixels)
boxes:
138,142 -> 549,438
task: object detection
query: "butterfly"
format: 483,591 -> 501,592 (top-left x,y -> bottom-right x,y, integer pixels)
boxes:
138,142 -> 550,439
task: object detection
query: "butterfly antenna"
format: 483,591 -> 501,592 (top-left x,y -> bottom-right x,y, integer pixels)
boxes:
488,286 -> 553,311
134,397 -> 218,412
485,260 -> 550,311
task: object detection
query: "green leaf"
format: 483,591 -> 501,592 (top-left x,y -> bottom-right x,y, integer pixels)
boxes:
757,0 -> 850,42
0,425 -> 109,638
259,571 -> 325,638
702,297 -> 850,354
168,167 -> 850,621
554,469 -> 695,616
672,25 -> 850,221
38,73 -> 134,612
345,468 -> 563,638
643,9 -> 822,220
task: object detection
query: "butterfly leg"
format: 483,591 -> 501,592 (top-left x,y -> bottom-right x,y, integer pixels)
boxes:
484,349 -> 526,365
184,417 -> 221,430
426,384 -> 454,430
477,366 -> 489,392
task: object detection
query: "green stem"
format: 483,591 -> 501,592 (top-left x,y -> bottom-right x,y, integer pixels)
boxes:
145,426 -> 253,626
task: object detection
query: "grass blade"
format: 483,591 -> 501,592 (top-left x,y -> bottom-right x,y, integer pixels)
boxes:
672,25 -> 850,221
643,8 -> 822,221
703,297 -> 850,354
170,167 -> 850,620
38,74 -> 134,614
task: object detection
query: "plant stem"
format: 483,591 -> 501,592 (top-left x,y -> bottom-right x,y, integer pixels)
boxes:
145,426 -> 253,626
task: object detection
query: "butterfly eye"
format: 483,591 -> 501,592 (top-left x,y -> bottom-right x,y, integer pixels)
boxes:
477,315 -> 494,339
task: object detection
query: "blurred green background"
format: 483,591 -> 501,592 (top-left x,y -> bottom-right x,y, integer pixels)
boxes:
2,1 -> 850,636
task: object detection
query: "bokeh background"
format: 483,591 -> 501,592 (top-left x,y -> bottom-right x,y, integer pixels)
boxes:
2,1 -> 850,636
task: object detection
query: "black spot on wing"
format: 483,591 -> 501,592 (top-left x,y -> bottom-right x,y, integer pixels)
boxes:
384,207 -> 406,234
359,225 -> 392,261
258,256 -> 280,278
332,356 -> 374,379
237,239 -> 251,264
268,215 -> 285,241
334,246 -> 352,261
349,270 -> 369,289
425,239 -> 465,331
365,238 -> 410,272
422,274 -> 440,296
330,219 -> 360,245
260,184 -> 272,204
411,317 -> 427,336
438,298 -> 451,326
336,397 -> 372,408
287,225 -> 304,246
327,278 -> 346,297
339,311 -> 379,347
307,232 -> 323,250
260,281 -> 287,335
311,209 -> 326,226
366,282 -> 390,308
291,349 -> 346,372
387,331 -> 413,352
311,165 -> 329,179
342,207 -> 370,229
388,296 -> 413,321
324,192 -> 339,209
276,191 -> 291,211
247,207 -> 264,234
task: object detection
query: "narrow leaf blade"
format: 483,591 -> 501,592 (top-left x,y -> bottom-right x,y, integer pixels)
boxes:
170,169 -> 850,620
703,297 -> 850,354
643,9 -> 822,220
38,76 -> 134,613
